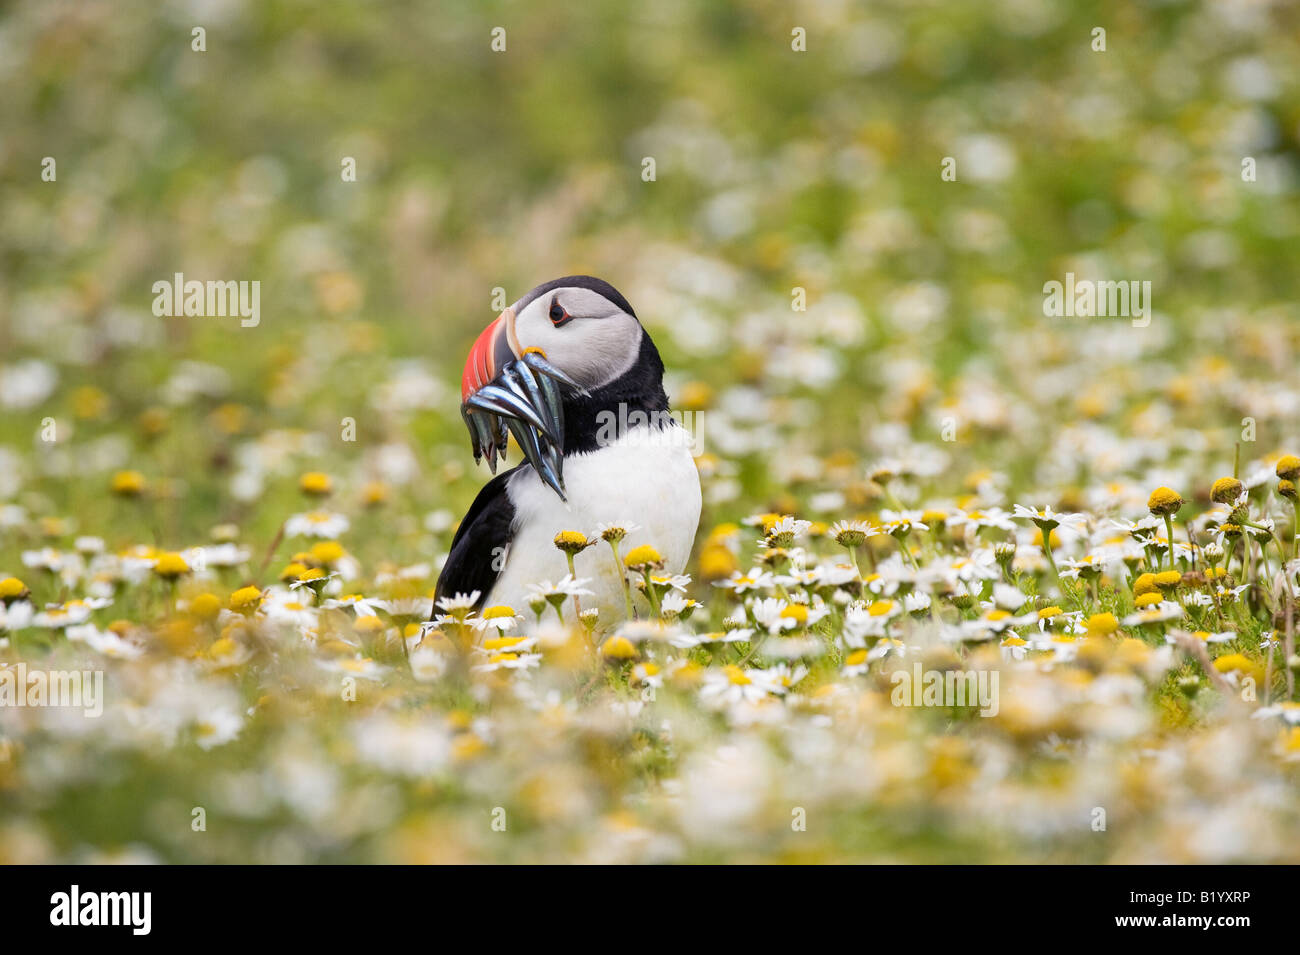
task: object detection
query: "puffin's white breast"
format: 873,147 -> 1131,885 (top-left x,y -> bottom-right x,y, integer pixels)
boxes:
489,424 -> 701,622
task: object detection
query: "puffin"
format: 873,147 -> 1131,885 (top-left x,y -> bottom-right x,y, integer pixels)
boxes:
435,275 -> 702,620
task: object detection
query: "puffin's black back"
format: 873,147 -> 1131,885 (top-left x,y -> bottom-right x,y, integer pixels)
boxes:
434,465 -> 519,607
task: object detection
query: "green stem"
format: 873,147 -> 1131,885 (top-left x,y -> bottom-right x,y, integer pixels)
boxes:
608,540 -> 634,620
1284,496 -> 1294,563
565,552 -> 583,619
641,570 -> 661,618
847,545 -> 861,579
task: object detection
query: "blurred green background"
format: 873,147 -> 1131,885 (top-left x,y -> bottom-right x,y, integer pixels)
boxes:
3,0 -> 1300,866
1,0 -> 1298,561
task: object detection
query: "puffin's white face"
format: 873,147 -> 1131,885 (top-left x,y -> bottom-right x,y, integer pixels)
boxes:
510,286 -> 643,390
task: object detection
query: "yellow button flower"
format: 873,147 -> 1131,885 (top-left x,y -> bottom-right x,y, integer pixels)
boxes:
189,593 -> 222,621
623,545 -> 664,570
1147,486 -> 1184,516
309,540 -> 345,565
153,552 -> 191,579
110,470 -> 147,497
298,472 -> 333,496
553,530 -> 591,555
229,586 -> 263,612
1085,613 -> 1119,636
600,636 -> 638,660
1210,476 -> 1243,504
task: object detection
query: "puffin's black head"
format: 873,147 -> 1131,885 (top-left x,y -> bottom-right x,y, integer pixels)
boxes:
460,276 -> 666,497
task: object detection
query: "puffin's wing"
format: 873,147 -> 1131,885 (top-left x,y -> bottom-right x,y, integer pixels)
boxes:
434,465 -> 520,609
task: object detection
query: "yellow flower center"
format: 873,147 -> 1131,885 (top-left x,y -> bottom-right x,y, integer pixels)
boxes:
110,470 -> 147,495
600,636 -> 638,659
229,586 -> 263,610
623,545 -> 663,568
0,577 -> 27,599
310,541 -> 345,564
1085,613 -> 1119,635
1147,486 -> 1184,515
153,553 -> 191,578
190,593 -> 221,620
299,472 -> 333,495
724,665 -> 751,686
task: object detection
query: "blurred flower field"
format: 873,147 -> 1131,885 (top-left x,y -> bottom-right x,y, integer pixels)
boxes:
2,0 -> 1300,862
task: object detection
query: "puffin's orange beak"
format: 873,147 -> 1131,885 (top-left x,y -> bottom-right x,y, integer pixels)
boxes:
461,306 -> 519,402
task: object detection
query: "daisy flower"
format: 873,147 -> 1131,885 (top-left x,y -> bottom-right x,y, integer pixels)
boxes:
759,516 -> 812,547
1165,629 -> 1234,645
0,600 -> 34,631
470,605 -> 523,633
323,594 -> 389,617
867,637 -> 907,661
714,568 -> 776,595
947,508 -> 1013,534
828,519 -> 877,547
285,510 -> 351,539
757,663 -> 809,694
699,665 -> 773,707
435,590 -> 482,613
409,646 -> 449,682
594,520 -> 642,543
524,576 -> 594,602
1012,504 -> 1087,534
31,601 -> 95,628
473,648 -> 542,672
317,657 -> 388,680
669,628 -> 753,649
659,591 -> 700,619
631,661 -> 664,688
841,648 -> 871,676
1123,602 -> 1185,627
69,623 -> 145,660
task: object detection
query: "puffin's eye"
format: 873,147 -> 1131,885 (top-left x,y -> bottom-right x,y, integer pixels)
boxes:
548,300 -> 569,325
